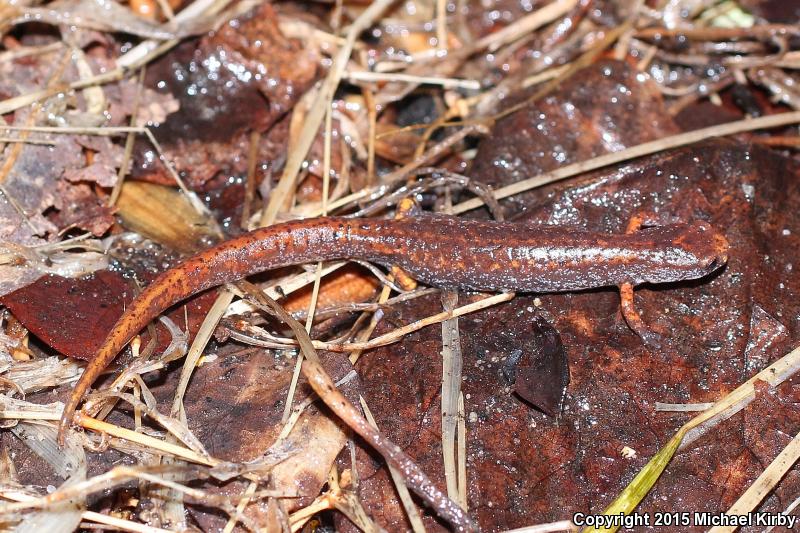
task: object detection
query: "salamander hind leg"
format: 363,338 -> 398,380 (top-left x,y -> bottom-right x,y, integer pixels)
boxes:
389,198 -> 420,291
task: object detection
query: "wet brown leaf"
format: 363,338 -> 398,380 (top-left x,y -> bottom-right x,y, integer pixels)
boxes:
132,3 -> 320,190
348,60 -> 800,531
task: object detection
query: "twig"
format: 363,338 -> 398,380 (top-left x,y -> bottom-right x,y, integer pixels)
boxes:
473,0 -> 579,52
76,414 -> 217,466
346,70 -> 480,90
235,281 -> 478,532
452,111 -> 800,214
360,399 -> 426,533
317,292 -> 514,352
259,0 -> 397,226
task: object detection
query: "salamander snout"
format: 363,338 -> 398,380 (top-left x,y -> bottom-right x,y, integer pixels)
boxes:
710,231 -> 730,269
684,222 -> 730,275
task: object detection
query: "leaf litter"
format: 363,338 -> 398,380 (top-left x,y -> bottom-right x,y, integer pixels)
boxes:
1,0 -> 800,532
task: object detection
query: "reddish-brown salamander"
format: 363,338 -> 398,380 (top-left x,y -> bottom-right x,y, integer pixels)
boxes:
57,214 -> 729,441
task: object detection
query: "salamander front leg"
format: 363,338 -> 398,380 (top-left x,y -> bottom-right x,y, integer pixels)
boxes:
620,212 -> 666,348
619,282 -> 662,349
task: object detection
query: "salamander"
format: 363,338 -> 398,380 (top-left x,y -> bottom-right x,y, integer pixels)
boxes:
57,214 -> 729,442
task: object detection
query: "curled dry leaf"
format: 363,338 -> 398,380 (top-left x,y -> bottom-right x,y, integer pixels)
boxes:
132,2 -> 320,189
505,314 -> 569,416
104,79 -> 181,128
0,128 -> 113,294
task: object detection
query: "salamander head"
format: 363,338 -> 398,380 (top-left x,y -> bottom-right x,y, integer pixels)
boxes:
682,221 -> 729,275
631,222 -> 729,285
649,222 -> 729,283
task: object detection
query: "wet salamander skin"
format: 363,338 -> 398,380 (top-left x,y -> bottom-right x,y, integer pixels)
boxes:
59,214 -> 729,438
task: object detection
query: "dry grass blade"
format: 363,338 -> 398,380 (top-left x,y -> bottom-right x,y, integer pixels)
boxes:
348,281 -> 394,365
634,24 -> 799,41
234,280 -> 478,532
170,290 -> 235,420
281,99 -> 334,423
473,0 -> 578,52
259,0 -> 396,226
325,467 -> 381,533
317,292 -> 515,352
654,402 -> 716,412
287,466 -> 373,532
0,42 -> 62,62
583,344 -> 800,533
360,398 -> 426,533
0,357 -> 82,395
379,122 -> 491,186
346,70 -> 481,89
80,510 -> 174,533
0,137 -> 55,145
109,67 -> 146,207
87,391 -> 209,457
708,430 -> 800,533
75,415 -> 217,466
0,397 -> 63,420
436,0 -> 446,52
0,41 -> 151,116
4,428 -> 86,531
2,492 -> 173,533
221,480 -> 258,533
309,108 -> 798,225
0,464 -> 291,515
501,521 -> 575,532
457,393 -> 467,509
226,291 -> 514,353
225,262 -> 347,316
441,290 -> 465,507
452,111 -> 800,214
485,20 -> 633,123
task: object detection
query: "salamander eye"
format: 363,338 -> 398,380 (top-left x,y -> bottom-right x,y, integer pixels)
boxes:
705,257 -> 725,273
